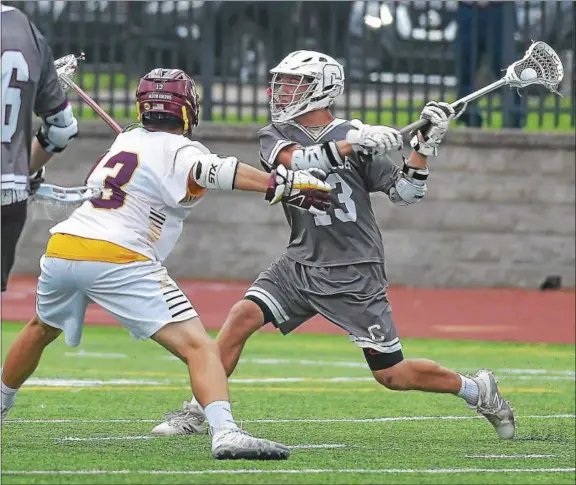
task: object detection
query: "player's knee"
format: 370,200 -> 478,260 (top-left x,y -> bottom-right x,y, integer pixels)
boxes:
225,300 -> 265,337
178,329 -> 220,364
373,365 -> 407,390
27,315 -> 61,342
363,348 -> 407,390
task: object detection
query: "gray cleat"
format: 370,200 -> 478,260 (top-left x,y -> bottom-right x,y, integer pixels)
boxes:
470,369 -> 516,439
151,400 -> 208,435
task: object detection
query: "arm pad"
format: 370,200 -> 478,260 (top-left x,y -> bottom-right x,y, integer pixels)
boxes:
192,154 -> 239,191
388,157 -> 429,206
291,141 -> 343,172
35,103 -> 78,153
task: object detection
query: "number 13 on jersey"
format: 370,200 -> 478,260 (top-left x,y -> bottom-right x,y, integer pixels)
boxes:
86,151 -> 140,210
314,173 -> 357,226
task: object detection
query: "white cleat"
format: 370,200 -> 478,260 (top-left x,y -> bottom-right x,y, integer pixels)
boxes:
211,427 -> 290,460
151,401 -> 208,435
470,369 -> 516,439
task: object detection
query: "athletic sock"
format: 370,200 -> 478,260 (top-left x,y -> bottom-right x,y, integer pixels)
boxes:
457,375 -> 480,406
1,381 -> 18,411
204,400 -> 239,431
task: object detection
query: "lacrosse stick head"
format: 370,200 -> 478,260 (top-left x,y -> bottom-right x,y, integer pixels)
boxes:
54,53 -> 85,91
29,183 -> 102,222
504,41 -> 564,95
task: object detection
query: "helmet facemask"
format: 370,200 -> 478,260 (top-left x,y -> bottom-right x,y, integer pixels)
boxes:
269,73 -> 324,123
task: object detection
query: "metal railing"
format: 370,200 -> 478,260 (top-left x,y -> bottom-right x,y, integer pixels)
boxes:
8,0 -> 575,129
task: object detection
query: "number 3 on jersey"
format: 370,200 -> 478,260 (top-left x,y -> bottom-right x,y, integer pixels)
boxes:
314,173 -> 357,226
88,151 -> 139,209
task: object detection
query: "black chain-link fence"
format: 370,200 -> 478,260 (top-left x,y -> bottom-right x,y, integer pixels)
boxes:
8,0 -> 575,129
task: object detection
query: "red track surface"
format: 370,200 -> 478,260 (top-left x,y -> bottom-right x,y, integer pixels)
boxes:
1,275 -> 574,344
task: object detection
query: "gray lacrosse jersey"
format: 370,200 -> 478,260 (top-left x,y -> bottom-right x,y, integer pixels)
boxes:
1,5 -> 67,191
259,119 -> 401,267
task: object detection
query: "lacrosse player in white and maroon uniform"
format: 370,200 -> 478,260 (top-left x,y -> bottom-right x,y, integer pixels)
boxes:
153,51 -> 516,441
0,68 -> 333,460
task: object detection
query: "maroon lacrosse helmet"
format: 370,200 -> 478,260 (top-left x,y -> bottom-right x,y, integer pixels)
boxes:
135,68 -> 200,136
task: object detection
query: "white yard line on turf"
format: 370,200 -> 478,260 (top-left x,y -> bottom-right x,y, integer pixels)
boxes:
6,414 -> 574,425
53,436 -> 347,449
183,356 -> 576,377
465,454 -> 557,459
3,468 -> 575,476
288,444 -> 347,449
21,372 -> 575,388
56,436 -> 154,442
65,351 -> 128,359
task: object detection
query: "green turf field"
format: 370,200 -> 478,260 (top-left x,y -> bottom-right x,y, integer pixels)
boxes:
1,322 -> 575,484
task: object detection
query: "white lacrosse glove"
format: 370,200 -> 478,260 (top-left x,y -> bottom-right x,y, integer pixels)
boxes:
265,164 -> 332,215
410,101 -> 466,156
346,122 -> 403,155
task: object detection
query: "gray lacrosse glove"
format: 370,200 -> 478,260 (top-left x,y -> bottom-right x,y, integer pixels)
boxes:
28,167 -> 46,196
410,101 -> 466,156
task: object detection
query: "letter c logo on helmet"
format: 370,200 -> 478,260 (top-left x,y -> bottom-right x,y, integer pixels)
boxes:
135,68 -> 200,137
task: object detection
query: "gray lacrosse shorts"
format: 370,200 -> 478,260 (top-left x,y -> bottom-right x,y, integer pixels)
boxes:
244,254 -> 401,354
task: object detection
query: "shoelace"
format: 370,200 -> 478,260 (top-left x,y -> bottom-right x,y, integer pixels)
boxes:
166,410 -> 205,426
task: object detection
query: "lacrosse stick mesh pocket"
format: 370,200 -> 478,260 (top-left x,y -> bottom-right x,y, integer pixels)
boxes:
513,42 -> 563,91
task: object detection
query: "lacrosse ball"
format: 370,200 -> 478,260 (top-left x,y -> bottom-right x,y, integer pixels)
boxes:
520,68 -> 537,81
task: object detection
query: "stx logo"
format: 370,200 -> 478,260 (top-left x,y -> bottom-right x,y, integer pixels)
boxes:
208,163 -> 217,185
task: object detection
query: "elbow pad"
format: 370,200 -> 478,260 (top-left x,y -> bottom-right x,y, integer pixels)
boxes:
291,141 -> 343,172
35,103 -> 78,153
192,154 -> 239,191
388,158 -> 429,206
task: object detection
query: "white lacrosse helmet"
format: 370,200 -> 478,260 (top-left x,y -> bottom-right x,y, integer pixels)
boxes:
269,50 -> 345,123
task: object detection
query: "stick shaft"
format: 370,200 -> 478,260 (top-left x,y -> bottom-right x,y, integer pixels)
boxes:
399,78 -> 507,136
61,75 -> 122,134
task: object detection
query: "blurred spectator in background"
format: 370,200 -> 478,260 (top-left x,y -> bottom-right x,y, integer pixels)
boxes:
456,0 -> 526,128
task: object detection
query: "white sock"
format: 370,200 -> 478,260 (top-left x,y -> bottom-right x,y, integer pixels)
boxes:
457,375 -> 479,406
1,381 -> 18,410
204,400 -> 239,431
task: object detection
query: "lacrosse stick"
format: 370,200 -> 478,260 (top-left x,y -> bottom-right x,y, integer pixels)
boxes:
28,183 -> 103,222
28,54 -> 114,221
32,184 -> 102,206
400,40 -> 564,136
55,52 -> 122,134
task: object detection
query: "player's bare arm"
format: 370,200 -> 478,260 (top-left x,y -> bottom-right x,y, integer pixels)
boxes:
29,138 -> 53,174
186,153 -> 331,213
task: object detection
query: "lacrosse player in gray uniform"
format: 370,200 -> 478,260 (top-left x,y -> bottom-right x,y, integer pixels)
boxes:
153,50 -> 515,440
1,5 -> 78,292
